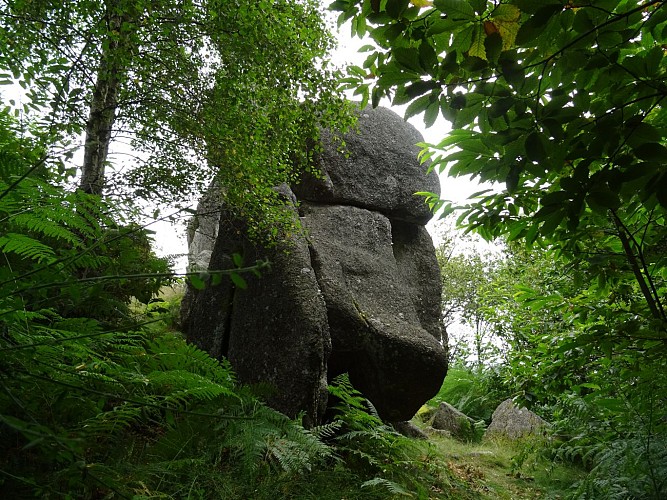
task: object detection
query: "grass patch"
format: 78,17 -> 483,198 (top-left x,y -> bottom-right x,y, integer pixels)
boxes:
426,430 -> 586,499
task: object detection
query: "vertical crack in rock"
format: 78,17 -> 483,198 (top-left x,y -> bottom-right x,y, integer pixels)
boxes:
221,282 -> 234,358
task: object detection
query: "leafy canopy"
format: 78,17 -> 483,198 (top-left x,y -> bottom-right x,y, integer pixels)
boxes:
332,0 -> 666,243
0,0 -> 352,228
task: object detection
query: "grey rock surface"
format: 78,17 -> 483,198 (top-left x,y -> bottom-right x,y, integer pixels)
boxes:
486,399 -> 549,440
392,421 -> 428,440
293,106 -> 440,225
179,184 -> 223,327
431,402 -> 477,441
185,196 -> 331,424
391,220 -> 444,342
302,202 -> 446,421
184,105 -> 446,424
186,184 -> 223,272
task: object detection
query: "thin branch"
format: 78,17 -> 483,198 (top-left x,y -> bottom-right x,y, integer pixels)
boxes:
611,210 -> 664,321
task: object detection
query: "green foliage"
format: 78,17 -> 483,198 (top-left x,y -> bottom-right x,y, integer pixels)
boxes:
334,0 -> 667,238
0,157 -> 333,495
1,0 -> 353,242
428,367 -> 506,424
436,219 -> 508,367
333,0 -> 667,322
328,374 -> 452,497
0,131 -> 171,323
444,240 -> 667,496
434,211 -> 667,496
571,433 -> 667,499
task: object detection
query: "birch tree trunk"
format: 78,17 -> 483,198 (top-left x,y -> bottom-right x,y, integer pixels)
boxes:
79,1 -> 125,196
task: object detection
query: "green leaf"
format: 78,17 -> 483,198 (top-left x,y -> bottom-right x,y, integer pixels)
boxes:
424,99 -> 440,127
189,274 -> 206,290
405,80 -> 438,99
505,164 -> 521,193
469,25 -> 486,60
525,132 -> 547,162
232,253 -> 244,267
458,138 -> 490,155
644,45 -> 664,75
418,41 -> 438,73
595,398 -> 624,411
572,9 -> 594,34
378,68 -> 420,86
488,96 -> 514,118
515,4 -> 562,45
469,0 -> 487,15
392,46 -> 423,72
428,18 -> 457,36
434,0 -> 475,21
493,6 -> 521,50
587,188 -> 621,211
597,30 -> 622,49
386,0 -> 410,19
539,210 -> 564,235
405,94 -> 432,119
493,4 -> 520,22
633,142 -> 667,161
500,58 -> 525,88
624,122 -> 661,148
230,272 -> 247,289
452,24 -> 475,52
484,32 -> 502,62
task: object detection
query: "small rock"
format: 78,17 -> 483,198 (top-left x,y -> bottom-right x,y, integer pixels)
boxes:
392,421 -> 428,439
431,402 -> 478,441
485,399 -> 549,440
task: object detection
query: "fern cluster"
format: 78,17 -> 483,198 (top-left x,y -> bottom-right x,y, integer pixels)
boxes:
550,389 -> 667,500
328,374 -> 449,498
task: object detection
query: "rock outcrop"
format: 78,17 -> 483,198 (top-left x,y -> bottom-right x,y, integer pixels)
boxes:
183,105 -> 448,424
485,399 -> 549,440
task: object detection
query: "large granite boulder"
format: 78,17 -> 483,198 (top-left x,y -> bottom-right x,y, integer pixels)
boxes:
184,105 -> 447,424
186,184 -> 223,272
301,203 -> 445,421
184,195 -> 330,425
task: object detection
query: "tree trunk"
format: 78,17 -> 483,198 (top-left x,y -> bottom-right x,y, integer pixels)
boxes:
79,1 -> 125,196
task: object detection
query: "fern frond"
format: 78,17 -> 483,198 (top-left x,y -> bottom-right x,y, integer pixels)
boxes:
80,402 -> 150,437
145,336 -> 235,384
10,211 -> 81,245
361,477 -> 413,497
311,420 -> 342,440
0,232 -> 56,263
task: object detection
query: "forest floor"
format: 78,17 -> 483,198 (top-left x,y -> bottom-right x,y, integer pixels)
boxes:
426,432 -> 585,499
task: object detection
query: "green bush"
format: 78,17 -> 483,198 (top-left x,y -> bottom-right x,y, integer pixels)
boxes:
428,367 -> 507,424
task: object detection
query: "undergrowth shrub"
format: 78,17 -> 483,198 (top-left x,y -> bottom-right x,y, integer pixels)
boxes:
328,374 -> 455,498
427,366 -> 507,423
0,181 -> 170,323
550,387 -> 667,500
0,117 -> 262,497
